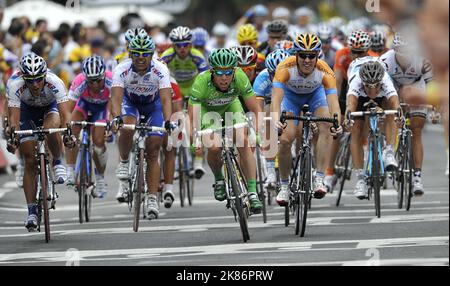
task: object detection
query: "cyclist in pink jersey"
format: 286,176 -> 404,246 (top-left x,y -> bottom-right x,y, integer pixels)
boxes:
66,55 -> 112,198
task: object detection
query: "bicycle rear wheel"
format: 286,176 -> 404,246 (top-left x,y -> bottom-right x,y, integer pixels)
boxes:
256,145 -> 267,223
133,149 -> 145,232
178,148 -> 186,207
225,151 -> 250,242
39,155 -> 50,243
396,138 -> 405,209
336,139 -> 351,207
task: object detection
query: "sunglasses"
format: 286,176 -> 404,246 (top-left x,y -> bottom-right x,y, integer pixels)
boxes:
297,53 -> 318,60
214,69 -> 234,76
87,76 -> 105,84
364,83 -> 381,89
130,50 -> 153,58
241,64 -> 256,73
351,50 -> 366,55
175,42 -> 191,48
23,74 -> 45,84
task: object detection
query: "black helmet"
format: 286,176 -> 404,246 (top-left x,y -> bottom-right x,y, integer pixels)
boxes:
266,20 -> 288,36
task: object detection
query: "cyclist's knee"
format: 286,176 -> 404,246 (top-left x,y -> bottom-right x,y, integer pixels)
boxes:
208,147 -> 221,156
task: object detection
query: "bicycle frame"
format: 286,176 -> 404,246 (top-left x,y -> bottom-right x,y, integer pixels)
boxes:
367,115 -> 385,179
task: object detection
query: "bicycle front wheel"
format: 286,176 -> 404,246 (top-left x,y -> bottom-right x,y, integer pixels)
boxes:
39,155 -> 50,243
298,149 -> 311,237
404,134 -> 414,211
255,145 -> 267,223
178,147 -> 186,207
77,146 -> 87,224
133,149 -> 145,232
372,138 -> 381,218
225,151 -> 250,242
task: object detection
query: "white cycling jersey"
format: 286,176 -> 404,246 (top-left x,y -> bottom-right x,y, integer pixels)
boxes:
347,72 -> 398,99
7,70 -> 68,108
379,49 -> 433,90
112,58 -> 171,104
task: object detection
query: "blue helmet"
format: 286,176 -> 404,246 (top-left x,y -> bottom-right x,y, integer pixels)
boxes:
192,27 -> 209,47
82,55 -> 106,79
265,49 -> 290,73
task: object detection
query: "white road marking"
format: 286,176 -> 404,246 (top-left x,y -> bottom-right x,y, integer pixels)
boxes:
0,236 -> 447,264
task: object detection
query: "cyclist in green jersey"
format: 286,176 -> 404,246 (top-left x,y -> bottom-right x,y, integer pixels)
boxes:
188,48 -> 263,212
160,26 -> 209,98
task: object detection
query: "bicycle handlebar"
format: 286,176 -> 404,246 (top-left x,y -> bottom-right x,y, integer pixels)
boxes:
280,111 -> 339,125
70,121 -> 109,128
195,122 -> 248,137
14,127 -> 69,136
120,124 -> 167,133
350,110 -> 399,118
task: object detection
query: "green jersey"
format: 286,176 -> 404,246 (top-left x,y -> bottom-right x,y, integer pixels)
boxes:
189,68 -> 254,129
160,47 -> 209,97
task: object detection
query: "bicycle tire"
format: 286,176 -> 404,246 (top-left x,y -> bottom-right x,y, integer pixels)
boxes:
255,145 -> 267,223
396,136 -> 405,209
372,138 -> 381,218
39,154 -> 50,243
404,134 -> 414,211
133,149 -> 145,232
178,148 -> 186,207
85,149 -> 93,222
336,141 -> 351,207
188,153 -> 195,206
78,145 -> 86,224
225,151 -> 250,242
299,148 -> 311,237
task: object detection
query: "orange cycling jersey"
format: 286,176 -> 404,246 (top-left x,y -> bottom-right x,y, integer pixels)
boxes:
273,56 -> 337,95
334,47 -> 378,81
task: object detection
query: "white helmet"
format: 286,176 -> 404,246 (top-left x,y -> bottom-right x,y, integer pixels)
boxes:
317,23 -> 333,41
20,53 -> 47,77
212,22 -> 230,36
272,6 -> 290,19
169,26 -> 192,43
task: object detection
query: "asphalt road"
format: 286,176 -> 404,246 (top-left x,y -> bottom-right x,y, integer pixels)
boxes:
0,124 -> 448,266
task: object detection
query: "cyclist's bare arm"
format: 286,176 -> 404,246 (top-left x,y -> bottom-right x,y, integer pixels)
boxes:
270,87 -> 285,124
57,101 -> 73,127
244,95 -> 262,132
7,106 -> 20,130
111,86 -> 124,118
159,87 -> 173,122
326,93 -> 342,122
335,69 -> 345,99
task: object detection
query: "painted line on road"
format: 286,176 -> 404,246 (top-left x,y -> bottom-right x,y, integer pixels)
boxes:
0,236 -> 447,264
0,212 -> 447,237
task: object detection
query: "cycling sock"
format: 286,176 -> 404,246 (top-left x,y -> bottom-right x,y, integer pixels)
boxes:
27,203 -> 37,215
164,184 -> 174,193
247,179 -> 256,193
316,171 -> 325,179
326,167 -> 334,176
356,169 -> 365,180
214,171 -> 224,181
266,159 -> 275,173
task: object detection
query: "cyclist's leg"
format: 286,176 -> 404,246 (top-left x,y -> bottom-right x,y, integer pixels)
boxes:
382,96 -> 400,171
43,104 -> 66,184
350,97 -> 369,199
66,101 -> 85,186
116,97 -> 138,180
409,112 -> 426,195
310,87 -> 332,198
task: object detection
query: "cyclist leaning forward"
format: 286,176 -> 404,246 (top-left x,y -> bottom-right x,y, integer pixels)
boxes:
66,55 -> 112,198
271,34 -> 342,206
188,48 -> 263,213
5,53 -> 76,231
111,30 -> 173,219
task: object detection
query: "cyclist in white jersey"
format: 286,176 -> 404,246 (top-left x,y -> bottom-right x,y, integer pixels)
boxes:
5,53 -> 75,231
379,33 -> 433,195
345,61 -> 401,199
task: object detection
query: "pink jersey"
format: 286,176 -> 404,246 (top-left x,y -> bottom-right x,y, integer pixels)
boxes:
68,71 -> 113,104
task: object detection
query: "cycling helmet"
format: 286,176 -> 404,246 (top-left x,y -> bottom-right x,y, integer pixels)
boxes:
265,49 -> 290,73
371,30 -> 385,50
209,48 -> 237,69
212,22 -> 229,36
274,40 -> 296,55
253,4 -> 269,17
20,53 -> 47,76
293,33 -> 322,53
392,32 -> 408,49
266,20 -> 288,36
192,27 -> 209,47
128,29 -> 155,52
124,28 -> 146,44
237,24 -> 258,44
232,46 -> 258,67
317,23 -> 333,41
347,30 -> 372,51
359,61 -> 385,85
82,55 -> 106,79
169,26 -> 192,43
